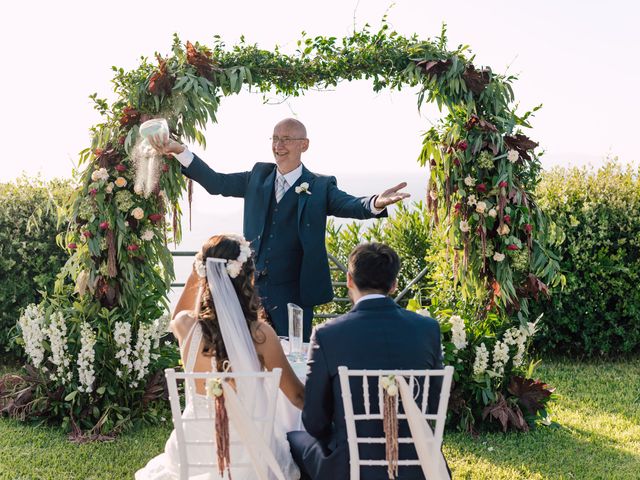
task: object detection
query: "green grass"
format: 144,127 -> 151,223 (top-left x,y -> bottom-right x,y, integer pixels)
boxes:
1,359 -> 639,479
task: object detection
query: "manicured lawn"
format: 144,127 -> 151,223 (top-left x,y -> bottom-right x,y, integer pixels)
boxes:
1,359 -> 638,479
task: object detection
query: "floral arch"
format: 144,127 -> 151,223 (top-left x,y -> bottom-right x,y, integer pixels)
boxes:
8,24 -> 561,434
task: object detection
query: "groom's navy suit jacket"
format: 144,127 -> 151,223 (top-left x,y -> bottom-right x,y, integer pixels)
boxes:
289,297 -> 445,479
183,155 -> 386,307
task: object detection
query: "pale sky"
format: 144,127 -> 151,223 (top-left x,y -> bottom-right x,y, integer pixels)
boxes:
2,0 -> 638,184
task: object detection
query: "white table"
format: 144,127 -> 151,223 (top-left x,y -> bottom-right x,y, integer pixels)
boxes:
278,339 -> 310,431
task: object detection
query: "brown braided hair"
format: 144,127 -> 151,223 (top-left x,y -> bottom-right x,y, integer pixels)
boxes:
198,235 -> 265,371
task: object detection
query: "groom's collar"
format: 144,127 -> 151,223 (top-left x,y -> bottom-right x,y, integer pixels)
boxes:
350,295 -> 398,312
355,293 -> 386,305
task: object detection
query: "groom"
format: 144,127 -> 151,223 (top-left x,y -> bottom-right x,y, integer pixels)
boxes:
151,118 -> 409,341
288,242 -> 449,479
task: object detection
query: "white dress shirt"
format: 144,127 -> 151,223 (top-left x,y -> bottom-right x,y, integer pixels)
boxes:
275,164 -> 304,194
355,293 -> 387,305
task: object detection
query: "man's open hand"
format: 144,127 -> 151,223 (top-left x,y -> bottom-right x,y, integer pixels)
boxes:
374,182 -> 410,209
148,134 -> 185,156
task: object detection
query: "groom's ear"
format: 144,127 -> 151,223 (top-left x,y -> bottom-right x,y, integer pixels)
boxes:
346,271 -> 354,290
388,280 -> 398,295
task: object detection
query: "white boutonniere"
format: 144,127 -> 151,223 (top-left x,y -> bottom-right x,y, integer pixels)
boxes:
295,182 -> 312,195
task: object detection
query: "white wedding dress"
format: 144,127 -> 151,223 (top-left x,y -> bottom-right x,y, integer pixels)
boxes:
136,260 -> 300,480
135,319 -> 301,480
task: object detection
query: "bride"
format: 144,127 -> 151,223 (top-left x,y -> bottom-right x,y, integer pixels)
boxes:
136,234 -> 304,479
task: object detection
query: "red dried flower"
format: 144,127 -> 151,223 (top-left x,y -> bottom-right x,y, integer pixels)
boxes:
504,134 -> 539,161
186,41 -> 217,79
457,140 -> 468,151
523,223 -> 533,234
67,242 -> 77,250
504,215 -> 511,224
115,164 -> 127,172
96,146 -> 121,168
162,163 -> 169,173
454,202 -> 462,214
149,54 -> 175,96
462,64 -> 491,95
476,183 -> 487,193
83,230 -> 92,238
127,244 -> 139,252
465,114 -> 480,130
118,136 -> 126,146
148,213 -> 163,224
507,244 -> 519,251
499,181 -> 508,188
119,106 -> 140,128
99,221 -> 109,230
453,158 -> 461,167
89,189 -> 98,197
415,58 -> 452,79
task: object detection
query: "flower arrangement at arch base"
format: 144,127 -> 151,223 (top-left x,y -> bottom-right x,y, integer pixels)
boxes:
409,299 -> 555,433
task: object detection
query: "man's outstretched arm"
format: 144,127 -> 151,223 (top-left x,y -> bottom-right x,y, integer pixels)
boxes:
149,136 -> 249,198
326,177 -> 409,219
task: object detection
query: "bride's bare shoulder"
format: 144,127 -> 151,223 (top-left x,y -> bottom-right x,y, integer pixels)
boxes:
251,320 -> 279,348
170,310 -> 197,341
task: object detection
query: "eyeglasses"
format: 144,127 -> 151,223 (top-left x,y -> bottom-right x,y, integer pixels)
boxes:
270,136 -> 306,145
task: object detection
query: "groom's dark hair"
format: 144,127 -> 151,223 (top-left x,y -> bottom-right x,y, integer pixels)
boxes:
348,242 -> 400,294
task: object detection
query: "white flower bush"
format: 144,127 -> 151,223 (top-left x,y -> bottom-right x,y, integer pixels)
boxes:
46,312 -> 72,384
491,340 -> 510,376
450,315 -> 467,351
473,343 -> 489,375
114,321 -> 133,372
18,304 -> 46,369
115,315 -> 170,387
131,324 -> 153,387
77,322 -> 97,393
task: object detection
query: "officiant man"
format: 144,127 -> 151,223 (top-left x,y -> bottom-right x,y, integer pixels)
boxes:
150,118 -> 409,340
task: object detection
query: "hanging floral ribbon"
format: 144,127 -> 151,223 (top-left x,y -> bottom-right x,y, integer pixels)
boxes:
206,373 -> 232,479
381,375 -> 399,479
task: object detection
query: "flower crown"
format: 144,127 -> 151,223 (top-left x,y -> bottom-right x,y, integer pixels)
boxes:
194,234 -> 252,279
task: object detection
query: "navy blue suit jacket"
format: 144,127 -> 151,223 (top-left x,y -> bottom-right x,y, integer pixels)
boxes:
295,297 -> 444,479
183,155 -> 387,306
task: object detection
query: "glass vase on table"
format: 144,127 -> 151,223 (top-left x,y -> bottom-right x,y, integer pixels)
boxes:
287,303 -> 304,362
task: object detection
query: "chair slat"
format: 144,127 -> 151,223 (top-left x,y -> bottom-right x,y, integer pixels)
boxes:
354,437 -> 427,444
352,413 -> 439,421
422,374 -> 430,414
363,375 -> 370,415
360,460 -> 422,466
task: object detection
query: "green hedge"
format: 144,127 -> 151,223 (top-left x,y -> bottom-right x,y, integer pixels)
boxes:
533,160 -> 640,356
0,177 -> 72,359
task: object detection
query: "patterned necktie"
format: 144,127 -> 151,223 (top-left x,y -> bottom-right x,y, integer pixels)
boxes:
275,176 -> 288,203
